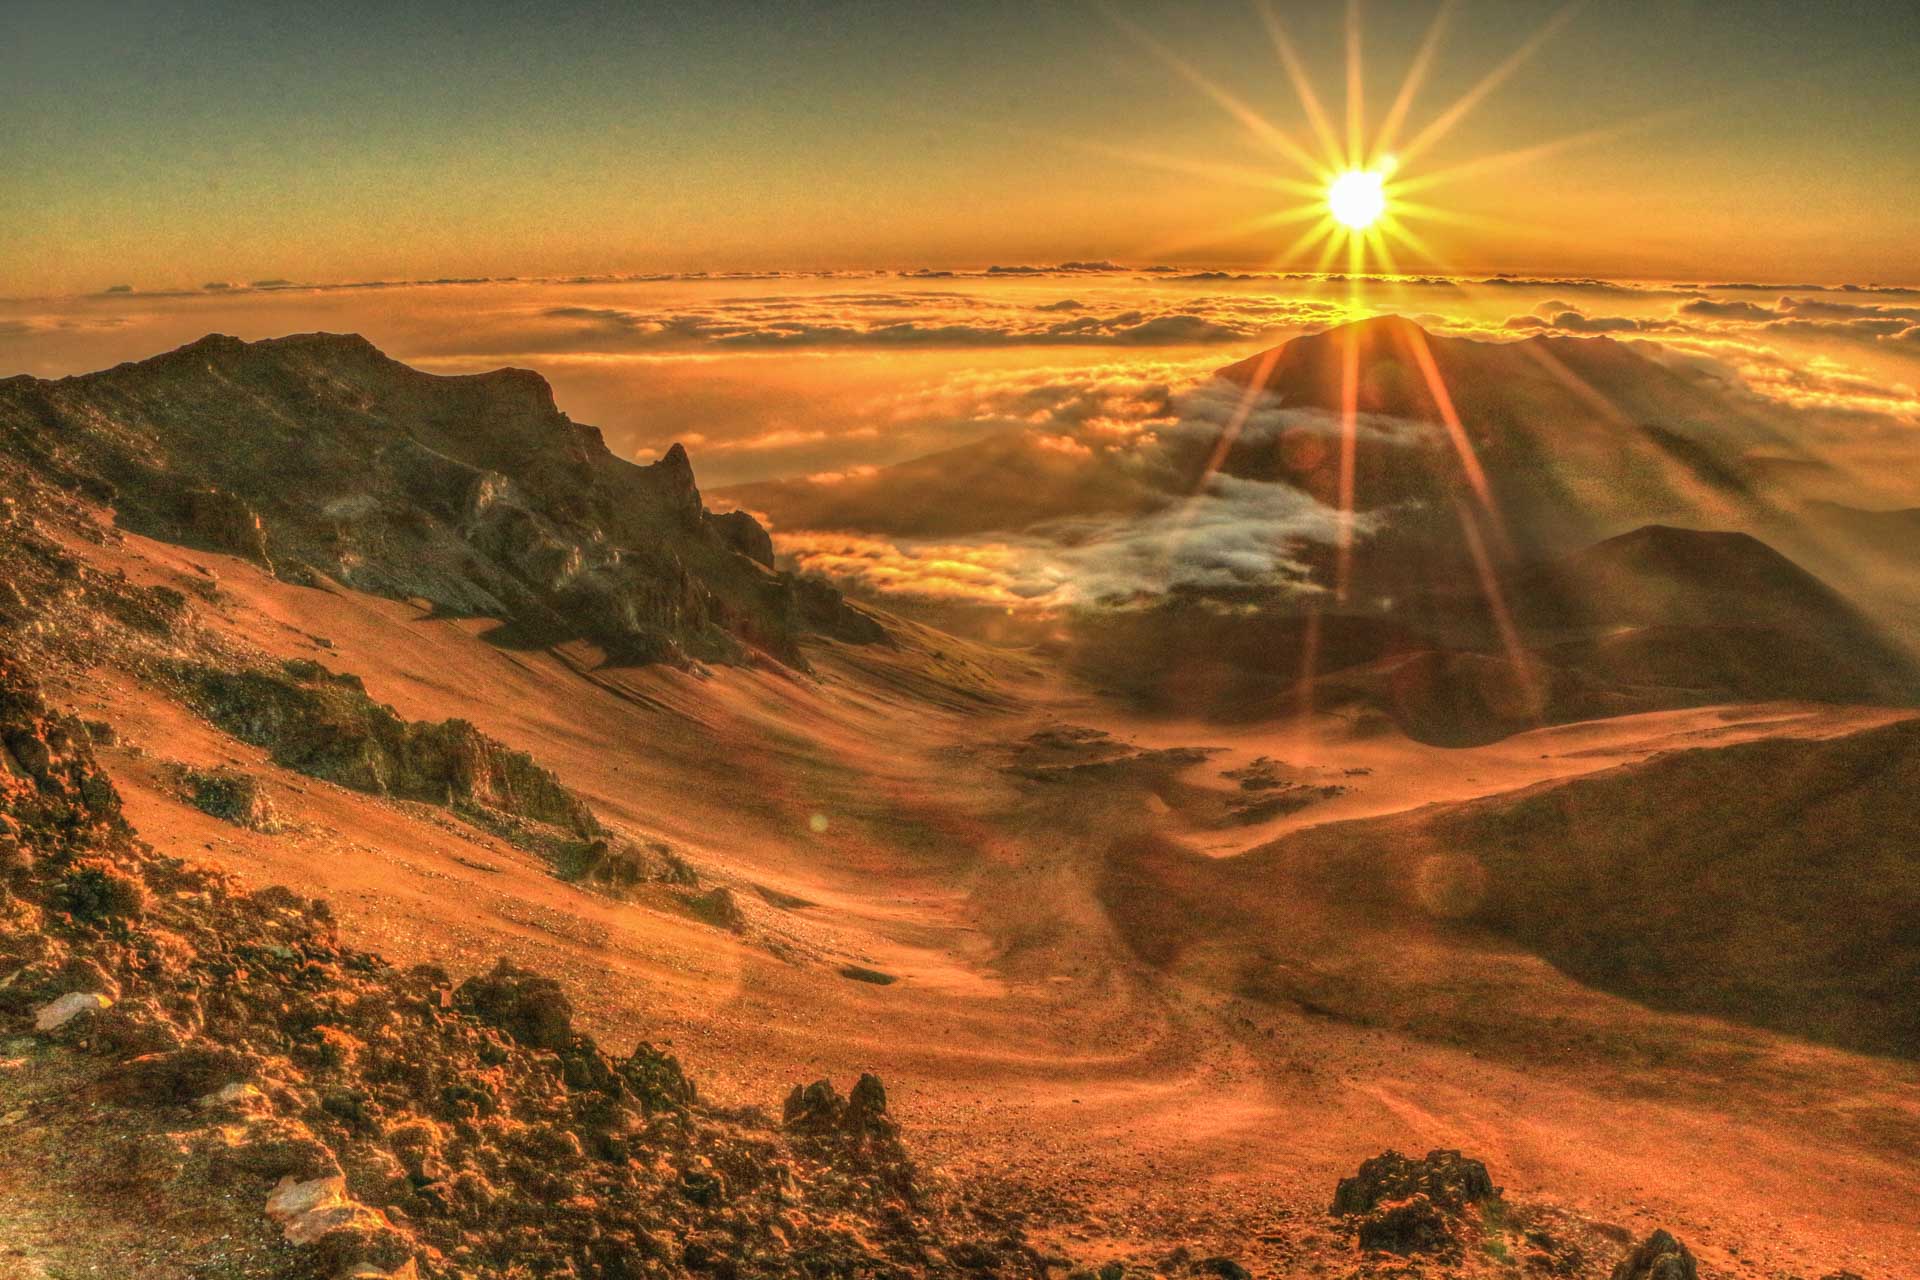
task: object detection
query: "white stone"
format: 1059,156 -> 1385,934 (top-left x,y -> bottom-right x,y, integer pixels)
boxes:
32,991 -> 111,1032
264,1174 -> 389,1247
195,1081 -> 266,1109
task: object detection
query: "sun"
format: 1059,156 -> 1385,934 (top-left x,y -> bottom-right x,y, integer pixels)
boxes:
1327,168 -> 1387,230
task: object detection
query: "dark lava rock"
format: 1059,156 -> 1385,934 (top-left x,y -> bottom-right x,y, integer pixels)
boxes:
1357,1194 -> 1453,1255
453,959 -> 575,1051
784,1079 -> 847,1133
185,767 -> 276,830
1331,1148 -> 1497,1216
1610,1230 -> 1698,1280
846,1072 -> 894,1136
176,658 -> 599,837
1333,1148 -> 1501,1258
688,886 -> 744,930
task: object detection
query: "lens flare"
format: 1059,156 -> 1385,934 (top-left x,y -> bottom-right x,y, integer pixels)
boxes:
1327,168 -> 1387,229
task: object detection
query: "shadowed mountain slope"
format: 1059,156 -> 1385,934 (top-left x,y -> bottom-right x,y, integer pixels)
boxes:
1097,713 -> 1920,1059
1063,524 -> 1919,745
0,333 -> 882,666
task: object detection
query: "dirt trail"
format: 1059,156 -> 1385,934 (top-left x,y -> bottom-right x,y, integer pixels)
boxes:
38,527 -> 1920,1278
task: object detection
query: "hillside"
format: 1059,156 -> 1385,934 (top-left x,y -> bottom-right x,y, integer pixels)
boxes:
0,333 -> 881,666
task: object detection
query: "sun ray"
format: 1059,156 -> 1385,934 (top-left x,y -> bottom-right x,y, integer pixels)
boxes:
1145,202 -> 1333,262
1345,0 -> 1366,165
1452,494 -> 1543,723
1395,322 -> 1514,561
1395,105 -> 1688,197
1030,128 -> 1325,197
1396,1 -> 1582,168
1255,0 -> 1346,171
1371,0 -> 1452,163
1103,6 -> 1327,177
1275,216 -> 1341,272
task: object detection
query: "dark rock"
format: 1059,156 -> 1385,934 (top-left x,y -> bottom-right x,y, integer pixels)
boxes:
845,1073 -> 894,1136
1610,1230 -> 1698,1280
185,767 -> 277,830
1196,1259 -> 1252,1280
453,959 -> 574,1051
0,333 -> 883,666
783,1079 -> 846,1132
1356,1193 -> 1453,1255
706,509 -> 775,569
1331,1148 -> 1498,1216
688,886 -> 743,930
620,1042 -> 696,1113
1333,1149 -> 1500,1258
182,487 -> 271,566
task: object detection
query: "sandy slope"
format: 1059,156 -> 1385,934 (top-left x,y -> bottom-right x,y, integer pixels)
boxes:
40,524 -> 1920,1278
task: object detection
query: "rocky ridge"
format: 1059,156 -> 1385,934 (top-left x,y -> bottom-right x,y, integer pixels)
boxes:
0,332 -> 883,667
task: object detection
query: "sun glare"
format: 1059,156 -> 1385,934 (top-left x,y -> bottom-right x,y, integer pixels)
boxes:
1327,168 -> 1386,229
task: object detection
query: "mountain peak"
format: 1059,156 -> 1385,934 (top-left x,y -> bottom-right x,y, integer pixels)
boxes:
0,334 -> 885,665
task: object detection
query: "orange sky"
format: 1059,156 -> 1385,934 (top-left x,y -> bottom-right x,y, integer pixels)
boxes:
5,1 -> 1920,295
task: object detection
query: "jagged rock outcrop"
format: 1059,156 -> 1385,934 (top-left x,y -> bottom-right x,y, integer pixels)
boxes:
171,657 -> 599,836
0,332 -> 883,666
1331,1149 -> 1500,1258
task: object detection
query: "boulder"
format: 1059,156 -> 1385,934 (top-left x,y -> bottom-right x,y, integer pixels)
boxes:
1331,1148 -> 1497,1216
1332,1149 -> 1500,1258
846,1072 -> 895,1136
185,767 -> 277,830
783,1079 -> 847,1132
1610,1230 -> 1698,1280
453,959 -> 574,1051
32,990 -> 111,1032
688,886 -> 744,930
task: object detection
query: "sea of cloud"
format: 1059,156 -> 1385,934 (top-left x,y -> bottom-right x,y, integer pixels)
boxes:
4,265 -> 1916,610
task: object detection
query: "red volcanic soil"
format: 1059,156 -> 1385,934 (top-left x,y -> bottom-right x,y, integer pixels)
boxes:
22,520 -> 1916,1280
